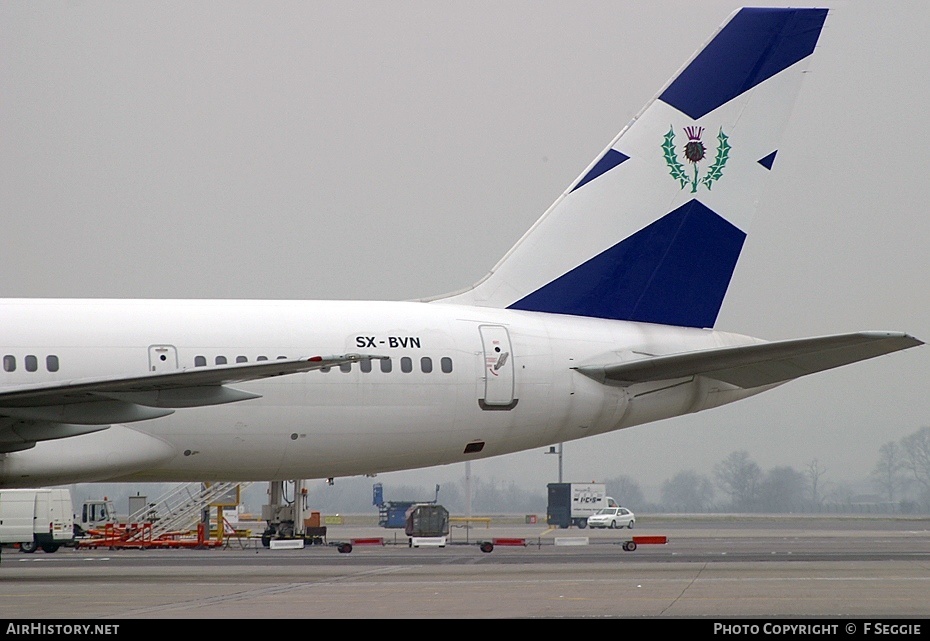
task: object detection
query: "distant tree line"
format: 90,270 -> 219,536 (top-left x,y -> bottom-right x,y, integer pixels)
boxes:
870,426 -> 930,511
649,425 -> 930,514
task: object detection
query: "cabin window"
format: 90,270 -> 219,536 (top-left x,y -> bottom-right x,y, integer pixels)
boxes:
400,357 -> 412,373
380,358 -> 392,373
340,363 -> 352,373
3,355 -> 14,372
276,356 -> 287,360
25,355 -> 37,372
360,359 -> 372,373
215,356 -> 227,365
420,357 -> 432,373
320,366 -> 331,373
257,356 -> 268,361
441,357 -> 453,373
46,355 -> 59,372
236,356 -> 248,363
194,356 -> 207,367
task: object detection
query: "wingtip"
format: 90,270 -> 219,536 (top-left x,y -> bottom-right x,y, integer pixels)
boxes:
858,331 -> 923,346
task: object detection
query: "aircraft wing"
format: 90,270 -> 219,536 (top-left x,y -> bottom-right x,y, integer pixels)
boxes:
574,332 -> 923,389
0,354 -> 386,451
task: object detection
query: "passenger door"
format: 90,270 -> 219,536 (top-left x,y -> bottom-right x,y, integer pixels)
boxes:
478,325 -> 516,409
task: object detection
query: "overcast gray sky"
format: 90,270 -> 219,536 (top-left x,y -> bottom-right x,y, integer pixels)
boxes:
1,1 -> 928,499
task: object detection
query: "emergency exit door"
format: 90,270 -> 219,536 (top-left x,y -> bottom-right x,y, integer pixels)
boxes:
148,344 -> 178,372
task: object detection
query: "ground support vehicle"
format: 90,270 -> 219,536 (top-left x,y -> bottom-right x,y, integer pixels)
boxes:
546,483 -> 617,528
621,536 -> 667,551
76,521 -> 228,549
0,488 -> 74,556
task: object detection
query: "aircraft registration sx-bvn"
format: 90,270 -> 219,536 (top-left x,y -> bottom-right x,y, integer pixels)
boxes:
0,7 -> 922,489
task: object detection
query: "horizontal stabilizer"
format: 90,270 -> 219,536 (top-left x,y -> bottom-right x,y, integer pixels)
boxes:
574,332 -> 923,389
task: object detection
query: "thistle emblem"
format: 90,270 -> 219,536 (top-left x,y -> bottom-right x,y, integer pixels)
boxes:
662,125 -> 731,193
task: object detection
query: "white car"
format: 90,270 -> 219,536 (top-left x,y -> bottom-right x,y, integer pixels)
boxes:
586,507 -> 635,529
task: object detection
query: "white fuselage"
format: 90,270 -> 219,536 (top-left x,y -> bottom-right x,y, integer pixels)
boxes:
0,299 -> 765,487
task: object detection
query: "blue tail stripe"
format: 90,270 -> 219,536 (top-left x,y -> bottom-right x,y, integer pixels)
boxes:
507,200 -> 746,328
659,8 -> 827,120
571,149 -> 630,193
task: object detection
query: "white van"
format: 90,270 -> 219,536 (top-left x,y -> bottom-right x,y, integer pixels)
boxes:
0,488 -> 74,554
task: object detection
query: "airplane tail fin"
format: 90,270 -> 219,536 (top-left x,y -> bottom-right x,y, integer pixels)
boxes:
433,8 -> 829,329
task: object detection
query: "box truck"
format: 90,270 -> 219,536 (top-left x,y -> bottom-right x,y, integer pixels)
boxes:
0,488 -> 75,555
546,483 -> 617,528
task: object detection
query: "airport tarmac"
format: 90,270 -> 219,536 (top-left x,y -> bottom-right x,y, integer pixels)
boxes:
2,515 -> 930,620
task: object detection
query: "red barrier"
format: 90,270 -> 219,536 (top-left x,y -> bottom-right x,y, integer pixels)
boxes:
632,536 -> 667,545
